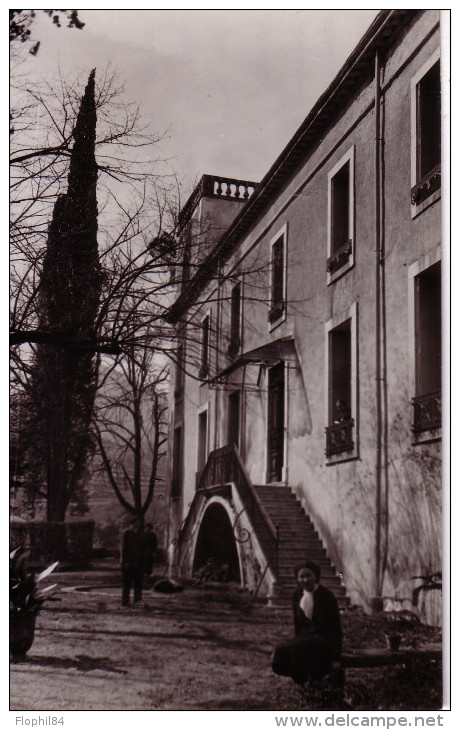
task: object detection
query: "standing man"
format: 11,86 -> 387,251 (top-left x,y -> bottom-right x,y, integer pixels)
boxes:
121,517 -> 145,607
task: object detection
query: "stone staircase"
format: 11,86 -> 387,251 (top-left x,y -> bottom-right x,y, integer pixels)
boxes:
254,485 -> 349,608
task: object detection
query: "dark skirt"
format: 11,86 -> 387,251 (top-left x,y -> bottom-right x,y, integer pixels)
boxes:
272,633 -> 336,684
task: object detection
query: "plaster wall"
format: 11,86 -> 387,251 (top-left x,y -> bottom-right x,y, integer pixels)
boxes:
234,12 -> 441,614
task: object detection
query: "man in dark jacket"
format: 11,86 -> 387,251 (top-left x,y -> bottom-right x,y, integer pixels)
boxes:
121,517 -> 145,607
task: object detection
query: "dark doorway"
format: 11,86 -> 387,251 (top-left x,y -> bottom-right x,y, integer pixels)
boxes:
197,410 -> 208,474
227,390 -> 240,449
193,503 -> 241,582
328,319 -> 352,425
171,426 -> 183,499
267,362 -> 285,482
415,261 -> 441,396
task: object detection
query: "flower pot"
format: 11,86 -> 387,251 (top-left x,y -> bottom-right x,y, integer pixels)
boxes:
10,612 -> 37,655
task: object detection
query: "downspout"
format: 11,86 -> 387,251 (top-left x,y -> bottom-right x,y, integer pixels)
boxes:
284,359 -> 289,486
214,262 -> 222,452
373,49 -> 384,613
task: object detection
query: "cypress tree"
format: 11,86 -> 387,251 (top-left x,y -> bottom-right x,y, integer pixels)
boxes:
23,70 -> 101,522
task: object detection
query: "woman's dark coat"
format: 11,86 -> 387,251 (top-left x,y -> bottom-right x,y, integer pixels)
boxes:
292,584 -> 342,659
272,584 -> 342,682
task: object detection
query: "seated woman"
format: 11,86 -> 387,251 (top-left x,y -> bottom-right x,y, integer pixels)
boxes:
272,560 -> 342,685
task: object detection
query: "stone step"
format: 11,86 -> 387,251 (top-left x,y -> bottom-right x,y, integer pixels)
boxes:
261,503 -> 310,514
274,522 -> 318,529
277,548 -> 326,556
277,563 -> 340,583
277,533 -> 322,540
254,488 -> 305,508
275,579 -> 346,595
274,576 -> 347,590
273,522 -> 315,528
277,532 -> 321,541
256,494 -> 305,504
254,484 -> 294,494
253,483 -> 348,608
269,594 -> 351,610
277,534 -> 321,542
254,492 -> 308,507
277,534 -> 322,543
273,516 -> 317,524
271,516 -> 317,526
270,513 -> 313,521
277,558 -> 330,568
271,515 -> 315,524
255,493 -> 298,502
278,543 -> 331,565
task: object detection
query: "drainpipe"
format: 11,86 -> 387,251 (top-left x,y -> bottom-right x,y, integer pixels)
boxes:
373,49 -> 384,614
214,262 -> 222,452
284,360 -> 289,486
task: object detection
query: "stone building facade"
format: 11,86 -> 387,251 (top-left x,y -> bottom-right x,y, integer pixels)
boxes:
165,10 -> 443,623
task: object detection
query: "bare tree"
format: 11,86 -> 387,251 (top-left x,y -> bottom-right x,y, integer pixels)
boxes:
9,61 -> 172,519
93,336 -> 168,522
9,10 -> 85,57
9,61 -> 278,524
10,60 -> 274,372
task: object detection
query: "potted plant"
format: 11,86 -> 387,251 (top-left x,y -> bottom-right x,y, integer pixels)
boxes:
10,548 -> 59,655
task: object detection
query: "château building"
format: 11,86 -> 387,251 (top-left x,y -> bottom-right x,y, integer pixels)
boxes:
164,10 -> 443,623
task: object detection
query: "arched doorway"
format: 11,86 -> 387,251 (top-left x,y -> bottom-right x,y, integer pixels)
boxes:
193,502 -> 241,582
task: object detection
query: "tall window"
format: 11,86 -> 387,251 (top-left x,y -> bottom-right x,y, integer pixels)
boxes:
411,55 -> 441,208
228,283 -> 241,356
331,162 -> 350,253
413,262 -> 441,434
199,315 -> 210,378
325,311 -> 357,461
197,410 -> 208,475
269,225 -> 287,326
329,320 -> 352,423
227,391 -> 240,449
181,222 -> 192,288
171,426 -> 183,499
174,343 -> 184,400
267,363 -> 285,481
327,148 -> 354,281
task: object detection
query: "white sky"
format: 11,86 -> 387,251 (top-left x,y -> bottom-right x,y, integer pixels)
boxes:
17,9 -> 379,193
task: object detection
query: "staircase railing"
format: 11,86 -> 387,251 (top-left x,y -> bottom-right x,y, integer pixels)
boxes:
177,489 -> 207,560
196,444 -> 279,575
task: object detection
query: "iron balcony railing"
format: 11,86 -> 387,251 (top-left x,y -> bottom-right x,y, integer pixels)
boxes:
411,163 -> 441,206
268,300 -> 285,324
327,238 -> 353,275
412,390 -> 442,435
227,334 -> 241,358
325,419 -> 355,457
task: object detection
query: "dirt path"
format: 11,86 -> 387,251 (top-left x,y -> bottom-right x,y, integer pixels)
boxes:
10,578 -> 442,711
10,582 -> 302,711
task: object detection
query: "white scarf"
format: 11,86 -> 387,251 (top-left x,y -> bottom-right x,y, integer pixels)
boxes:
299,589 -> 314,620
